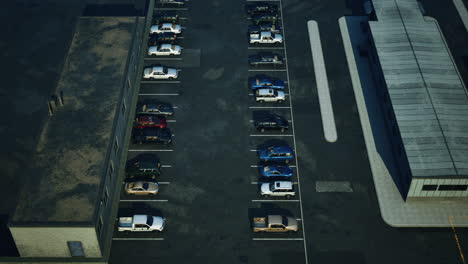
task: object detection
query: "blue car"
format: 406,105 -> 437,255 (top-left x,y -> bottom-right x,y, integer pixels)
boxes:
249,75 -> 285,90
258,146 -> 294,163
259,165 -> 293,178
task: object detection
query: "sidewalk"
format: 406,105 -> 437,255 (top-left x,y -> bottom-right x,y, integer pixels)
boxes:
339,16 -> 468,227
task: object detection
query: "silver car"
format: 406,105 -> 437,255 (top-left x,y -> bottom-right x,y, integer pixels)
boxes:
150,23 -> 182,34
148,44 -> 182,56
255,88 -> 285,103
143,66 -> 178,80
260,181 -> 295,198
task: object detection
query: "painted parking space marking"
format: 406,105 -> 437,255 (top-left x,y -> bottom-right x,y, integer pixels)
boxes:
251,181 -> 298,184
315,181 -> 353,192
155,7 -> 189,11
145,57 -> 183,60
161,165 -> 172,168
251,165 -> 296,168
307,20 -> 337,143
166,120 -> 177,123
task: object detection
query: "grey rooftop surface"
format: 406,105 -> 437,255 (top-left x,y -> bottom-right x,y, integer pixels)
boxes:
369,0 -> 468,177
11,17 -> 135,224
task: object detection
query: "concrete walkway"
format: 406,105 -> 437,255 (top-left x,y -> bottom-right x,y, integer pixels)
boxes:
453,0 -> 468,32
339,16 -> 468,227
307,20 -> 337,143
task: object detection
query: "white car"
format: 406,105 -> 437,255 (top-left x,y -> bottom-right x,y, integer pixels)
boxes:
260,181 -> 295,198
250,31 -> 283,44
150,23 -> 182,34
255,88 -> 285,103
148,44 -> 182,56
117,215 -> 165,232
143,66 -> 178,80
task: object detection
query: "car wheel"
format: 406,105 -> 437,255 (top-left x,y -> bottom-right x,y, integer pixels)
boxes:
150,77 -> 155,80
169,77 -> 174,80
281,128 -> 285,132
261,128 -> 265,132
259,100 -> 264,103
278,100 -> 284,103
263,194 -> 269,198
285,195 -> 291,199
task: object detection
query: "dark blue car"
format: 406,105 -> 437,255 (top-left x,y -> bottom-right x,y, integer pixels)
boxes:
258,146 -> 294,163
259,165 -> 293,178
249,75 -> 285,90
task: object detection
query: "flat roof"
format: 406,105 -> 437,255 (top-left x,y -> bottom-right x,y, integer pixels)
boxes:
11,17 -> 136,224
369,0 -> 468,177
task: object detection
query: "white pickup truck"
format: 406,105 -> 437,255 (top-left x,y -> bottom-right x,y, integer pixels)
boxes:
117,215 -> 165,232
250,31 -> 283,44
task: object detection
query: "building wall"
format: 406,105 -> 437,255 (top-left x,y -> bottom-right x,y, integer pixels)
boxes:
9,227 -> 100,257
408,178 -> 468,198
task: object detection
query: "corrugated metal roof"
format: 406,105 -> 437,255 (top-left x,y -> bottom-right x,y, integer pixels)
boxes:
369,0 -> 468,177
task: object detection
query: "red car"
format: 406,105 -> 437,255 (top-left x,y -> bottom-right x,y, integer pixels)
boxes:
134,114 -> 167,129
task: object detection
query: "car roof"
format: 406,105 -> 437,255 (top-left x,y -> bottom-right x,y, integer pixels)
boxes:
161,23 -> 173,27
133,215 -> 148,224
159,43 -> 172,49
257,88 -> 274,95
269,146 -> 292,152
152,66 -> 164,72
274,181 -> 293,189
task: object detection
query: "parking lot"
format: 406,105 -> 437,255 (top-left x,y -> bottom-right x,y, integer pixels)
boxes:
109,0 -> 468,264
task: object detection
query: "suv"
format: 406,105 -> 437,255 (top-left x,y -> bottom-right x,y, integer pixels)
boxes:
255,88 -> 285,103
254,115 -> 289,132
137,101 -> 174,116
134,114 -> 167,129
260,181 -> 295,198
126,154 -> 161,179
258,146 -> 294,163
148,32 -> 178,45
132,127 -> 172,144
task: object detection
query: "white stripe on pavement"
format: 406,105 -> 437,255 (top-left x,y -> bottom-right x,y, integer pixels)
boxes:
145,57 -> 183,60
307,20 -> 338,143
140,80 -> 181,84
453,0 -> 468,31
249,106 -> 290,109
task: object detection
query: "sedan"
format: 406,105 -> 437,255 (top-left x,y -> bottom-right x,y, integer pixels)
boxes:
259,165 -> 293,178
248,22 -> 281,34
249,75 -> 285,90
148,44 -> 182,56
125,181 -> 159,195
150,23 -> 182,34
132,127 -> 172,144
160,0 -> 187,6
249,52 -> 284,66
252,13 -> 279,25
143,66 -> 178,80
246,2 -> 278,15
148,32 -> 178,45
134,114 -> 167,129
138,101 -> 174,116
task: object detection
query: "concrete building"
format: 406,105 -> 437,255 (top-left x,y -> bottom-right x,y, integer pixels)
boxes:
6,14 -> 144,260
365,0 -> 468,200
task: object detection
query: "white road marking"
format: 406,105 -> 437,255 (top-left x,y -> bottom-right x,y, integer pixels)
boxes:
113,238 -> 164,241
139,93 -> 179,96
279,1 -> 309,263
251,181 -> 298,184
140,80 -> 181,84
155,7 -> 188,11
250,165 -> 296,168
158,182 -> 170,185
161,165 -> 172,168
128,149 -> 174,152
251,199 -> 300,202
249,149 -> 258,152
253,238 -> 303,241
453,0 -> 468,31
307,20 -> 338,143
166,120 -> 176,123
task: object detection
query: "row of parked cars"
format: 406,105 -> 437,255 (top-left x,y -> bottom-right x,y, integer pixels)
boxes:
117,5 -> 190,233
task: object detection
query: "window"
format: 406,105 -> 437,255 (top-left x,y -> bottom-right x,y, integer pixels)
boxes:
121,99 -> 127,116
108,161 -> 114,181
67,241 -> 85,257
103,187 -> 109,206
438,185 -> 468,191
422,185 -> 437,191
97,216 -> 104,235
114,137 -> 119,154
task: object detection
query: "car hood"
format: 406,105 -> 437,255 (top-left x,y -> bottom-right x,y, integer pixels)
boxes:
274,34 -> 283,41
151,216 -> 165,230
148,46 -> 158,53
260,183 -> 271,194
174,24 -> 182,32
276,91 -> 285,99
167,68 -> 178,77
143,68 -> 151,76
286,217 -> 298,231
150,25 -> 159,32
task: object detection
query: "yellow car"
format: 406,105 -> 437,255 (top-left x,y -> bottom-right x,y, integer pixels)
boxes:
125,181 -> 159,195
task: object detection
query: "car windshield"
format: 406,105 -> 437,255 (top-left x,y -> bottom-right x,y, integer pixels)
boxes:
142,183 -> 149,190
146,216 -> 153,226
163,68 -> 168,74
274,90 -> 278,96
172,24 -> 177,29
269,182 -> 275,191
282,216 -> 288,226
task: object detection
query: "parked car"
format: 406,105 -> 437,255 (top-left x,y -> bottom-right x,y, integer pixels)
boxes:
250,31 -> 282,44
249,52 -> 284,66
252,215 -> 298,232
134,114 -> 167,129
249,75 -> 285,90
260,181 -> 295,198
252,13 -> 279,25
118,215 -> 165,232
246,2 -> 278,15
137,101 -> 175,116
125,181 -> 159,195
150,23 -> 182,34
248,22 -> 281,34
148,44 -> 182,56
254,114 -> 289,132
133,127 -> 172,144
126,154 -> 161,179
148,32 -> 178,45
259,165 -> 293,178
153,11 -> 179,23
255,88 -> 285,103
143,66 -> 178,80
159,0 -> 187,6
258,146 -> 294,163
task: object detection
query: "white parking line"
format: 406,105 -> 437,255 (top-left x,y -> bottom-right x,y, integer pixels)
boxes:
113,238 -> 164,241
279,1 -> 309,263
173,106 -> 179,108
307,20 -> 337,143
248,46 -> 284,50
161,165 -> 172,168
249,106 -> 290,109
166,120 -> 176,123
251,199 -> 300,202
145,57 -> 183,60
249,134 -> 293,137
179,17 -> 188,20
128,149 -> 174,152
248,69 -> 287,72
158,182 -> 170,184
453,0 -> 468,31
249,149 -> 258,152
178,37 -> 185,39
139,93 -> 179,96
120,200 -> 169,202
252,238 -> 303,241
140,80 -> 181,84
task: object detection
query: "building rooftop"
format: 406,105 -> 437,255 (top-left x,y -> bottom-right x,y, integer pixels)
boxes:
11,17 -> 136,224
369,0 -> 468,177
